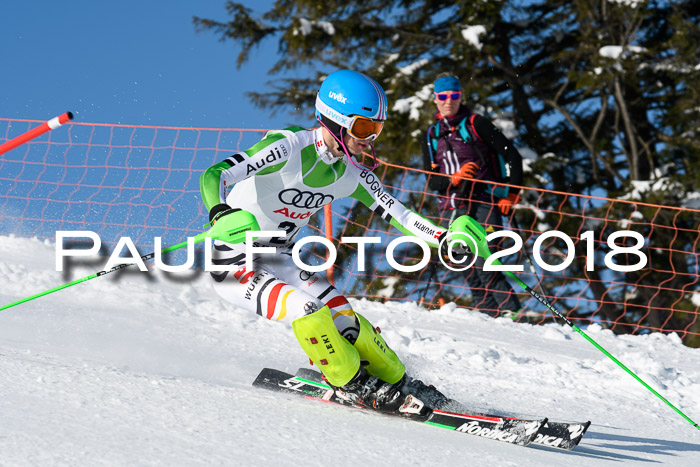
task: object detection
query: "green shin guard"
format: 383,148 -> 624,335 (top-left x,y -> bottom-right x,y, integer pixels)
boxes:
292,306 -> 360,387
353,312 -> 405,384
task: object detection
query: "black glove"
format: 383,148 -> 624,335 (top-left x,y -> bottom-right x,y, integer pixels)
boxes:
208,203 -> 241,224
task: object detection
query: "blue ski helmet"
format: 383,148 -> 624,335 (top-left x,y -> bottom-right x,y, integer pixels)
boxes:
315,70 -> 388,135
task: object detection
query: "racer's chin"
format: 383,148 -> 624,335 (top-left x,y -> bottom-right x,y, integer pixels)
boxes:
346,138 -> 370,156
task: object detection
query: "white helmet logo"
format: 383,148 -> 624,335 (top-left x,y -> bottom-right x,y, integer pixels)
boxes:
328,91 -> 347,104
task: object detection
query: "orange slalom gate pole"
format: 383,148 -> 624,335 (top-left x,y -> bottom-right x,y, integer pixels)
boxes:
324,204 -> 335,285
0,112 -> 73,156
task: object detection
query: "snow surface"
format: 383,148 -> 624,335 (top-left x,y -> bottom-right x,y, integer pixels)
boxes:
1,235 -> 699,465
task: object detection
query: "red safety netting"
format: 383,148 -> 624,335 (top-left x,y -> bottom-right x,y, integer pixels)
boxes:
323,159 -> 700,346
0,118 -> 266,249
1,118 -> 698,345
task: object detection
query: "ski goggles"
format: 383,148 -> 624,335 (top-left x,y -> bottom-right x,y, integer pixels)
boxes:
317,117 -> 380,172
435,91 -> 462,101
347,115 -> 384,141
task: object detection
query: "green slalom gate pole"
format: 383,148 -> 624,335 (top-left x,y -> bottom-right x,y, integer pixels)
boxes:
448,215 -> 700,431
0,211 -> 260,312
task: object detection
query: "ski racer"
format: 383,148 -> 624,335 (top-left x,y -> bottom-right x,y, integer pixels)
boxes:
200,70 -> 459,413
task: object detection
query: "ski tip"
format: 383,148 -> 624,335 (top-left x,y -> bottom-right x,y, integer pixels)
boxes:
252,368 -> 286,387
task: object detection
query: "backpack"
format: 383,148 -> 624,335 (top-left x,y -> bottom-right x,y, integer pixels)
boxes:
426,114 -> 509,199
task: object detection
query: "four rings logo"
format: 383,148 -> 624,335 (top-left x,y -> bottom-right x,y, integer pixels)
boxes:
278,189 -> 334,209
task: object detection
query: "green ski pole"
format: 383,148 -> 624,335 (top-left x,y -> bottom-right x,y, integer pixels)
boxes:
508,214 -> 560,324
420,180 -> 471,305
0,210 -> 260,312
448,214 -> 700,431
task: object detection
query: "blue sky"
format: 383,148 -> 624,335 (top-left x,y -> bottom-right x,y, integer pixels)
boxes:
1,1 -> 301,130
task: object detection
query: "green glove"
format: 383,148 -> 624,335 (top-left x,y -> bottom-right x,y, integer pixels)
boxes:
448,215 -> 492,262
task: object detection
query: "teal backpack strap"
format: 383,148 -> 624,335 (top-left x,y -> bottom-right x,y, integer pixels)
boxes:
426,122 -> 439,167
458,117 -> 472,143
430,122 -> 439,151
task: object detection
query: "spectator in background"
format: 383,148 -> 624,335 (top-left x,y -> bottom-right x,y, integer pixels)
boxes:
421,72 -> 523,317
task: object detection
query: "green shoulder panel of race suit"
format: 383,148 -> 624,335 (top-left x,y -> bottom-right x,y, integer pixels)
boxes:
199,127 -> 444,247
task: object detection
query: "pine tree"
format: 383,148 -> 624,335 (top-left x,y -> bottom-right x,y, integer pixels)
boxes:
194,0 -> 700,345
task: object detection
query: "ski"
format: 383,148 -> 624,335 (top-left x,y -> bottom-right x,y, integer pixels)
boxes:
253,368 -> 545,448
534,420 -> 591,450
292,367 -> 590,450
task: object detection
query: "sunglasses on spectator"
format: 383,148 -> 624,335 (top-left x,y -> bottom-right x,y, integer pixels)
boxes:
434,91 -> 462,101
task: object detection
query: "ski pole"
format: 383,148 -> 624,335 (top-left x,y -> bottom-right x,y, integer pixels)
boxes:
419,206 -> 460,305
0,112 -> 74,156
420,181 -> 470,304
509,215 -> 542,290
509,214 -> 559,323
449,215 -> 700,431
0,210 -> 260,312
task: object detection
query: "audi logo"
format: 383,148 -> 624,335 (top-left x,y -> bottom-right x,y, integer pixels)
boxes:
299,270 -> 316,281
278,188 -> 334,209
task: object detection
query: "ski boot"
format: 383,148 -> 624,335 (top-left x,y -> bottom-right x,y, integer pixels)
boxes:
293,308 -> 428,416
351,312 -> 405,382
292,305 -> 360,387
351,312 -> 451,410
333,367 -> 406,412
401,376 -> 452,410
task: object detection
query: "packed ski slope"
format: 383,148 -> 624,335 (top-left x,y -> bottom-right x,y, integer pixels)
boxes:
1,236 -> 699,465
